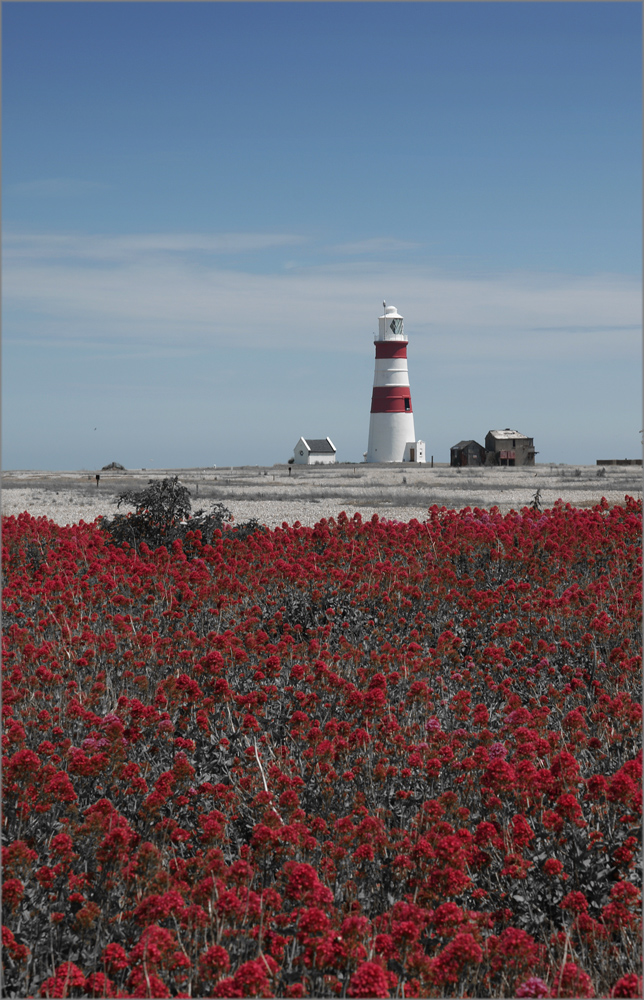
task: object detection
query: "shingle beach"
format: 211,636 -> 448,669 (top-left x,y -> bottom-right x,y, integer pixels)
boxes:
2,464 -> 640,529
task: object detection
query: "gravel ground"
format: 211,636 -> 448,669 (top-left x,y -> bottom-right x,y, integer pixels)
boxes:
1,490 -> 435,529
2,483 -> 640,530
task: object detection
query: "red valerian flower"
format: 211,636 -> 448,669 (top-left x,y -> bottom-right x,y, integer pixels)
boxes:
493,926 -> 540,968
49,833 -> 74,856
101,943 -> 129,972
133,890 -> 186,924
374,934 -> 399,961
128,967 -> 171,998
298,906 -> 331,938
601,881 -> 641,932
282,862 -> 333,906
431,932 -> 483,985
2,500 -> 641,999
2,925 -> 29,963
347,960 -> 390,998
2,878 -> 24,911
284,984 -> 306,998
39,962 -> 87,998
474,821 -> 502,848
431,901 -> 463,934
227,957 -> 277,998
74,902 -> 102,930
561,891 -> 589,915
5,748 -> 42,781
607,771 -> 639,805
511,814 -> 535,849
211,978 -> 243,998
611,974 -> 643,998
83,972 -> 115,997
554,962 -> 595,998
45,772 -> 77,804
199,945 -> 231,979
555,793 -> 584,823
472,703 -> 490,726
129,924 -> 177,969
482,758 -> 516,793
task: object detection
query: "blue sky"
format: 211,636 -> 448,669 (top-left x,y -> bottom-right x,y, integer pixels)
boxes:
3,1 -> 641,470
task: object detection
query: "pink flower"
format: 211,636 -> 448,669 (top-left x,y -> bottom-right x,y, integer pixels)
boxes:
516,977 -> 550,998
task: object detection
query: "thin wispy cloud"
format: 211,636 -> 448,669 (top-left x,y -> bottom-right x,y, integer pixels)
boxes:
3,231 -> 308,262
331,237 -> 423,255
527,324 -> 640,334
4,230 -> 641,369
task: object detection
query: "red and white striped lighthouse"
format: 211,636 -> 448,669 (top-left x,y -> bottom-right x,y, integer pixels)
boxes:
366,302 -> 425,463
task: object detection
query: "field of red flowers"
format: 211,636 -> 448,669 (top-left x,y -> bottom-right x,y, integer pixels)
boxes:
2,497 -> 642,999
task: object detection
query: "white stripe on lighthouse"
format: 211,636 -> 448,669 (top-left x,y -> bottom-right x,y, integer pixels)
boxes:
372,359 -> 410,387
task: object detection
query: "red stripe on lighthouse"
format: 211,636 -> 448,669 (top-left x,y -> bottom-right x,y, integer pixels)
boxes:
370,386 -> 413,413
375,342 -> 408,360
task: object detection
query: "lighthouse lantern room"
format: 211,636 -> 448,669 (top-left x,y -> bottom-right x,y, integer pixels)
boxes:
366,302 -> 425,463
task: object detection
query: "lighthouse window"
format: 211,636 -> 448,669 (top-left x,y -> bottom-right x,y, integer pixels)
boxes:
404,398 -> 410,411
389,318 -> 403,336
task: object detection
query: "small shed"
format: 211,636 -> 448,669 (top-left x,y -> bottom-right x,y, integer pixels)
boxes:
450,440 -> 486,467
485,429 -> 536,467
293,437 -> 337,465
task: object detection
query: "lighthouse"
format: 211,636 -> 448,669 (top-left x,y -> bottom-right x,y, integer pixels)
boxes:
366,302 -> 425,463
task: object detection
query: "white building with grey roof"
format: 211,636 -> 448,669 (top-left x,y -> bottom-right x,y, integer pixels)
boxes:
293,437 -> 337,465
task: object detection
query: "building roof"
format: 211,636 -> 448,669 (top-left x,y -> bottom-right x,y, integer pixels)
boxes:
451,440 -> 484,451
301,437 -> 336,453
487,428 -> 530,441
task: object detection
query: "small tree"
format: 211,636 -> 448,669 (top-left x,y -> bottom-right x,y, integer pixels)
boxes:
99,476 -> 261,552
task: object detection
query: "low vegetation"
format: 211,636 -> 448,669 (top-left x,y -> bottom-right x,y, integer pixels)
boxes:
2,495 -> 641,997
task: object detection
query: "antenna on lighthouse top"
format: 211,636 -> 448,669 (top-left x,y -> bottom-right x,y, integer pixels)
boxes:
383,301 -> 386,311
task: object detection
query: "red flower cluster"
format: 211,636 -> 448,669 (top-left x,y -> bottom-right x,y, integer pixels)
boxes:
2,498 -> 641,997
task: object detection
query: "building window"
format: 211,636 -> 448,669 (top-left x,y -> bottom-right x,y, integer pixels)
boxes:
404,398 -> 410,411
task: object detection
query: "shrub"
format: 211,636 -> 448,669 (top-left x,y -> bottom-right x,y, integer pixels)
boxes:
98,476 -> 263,551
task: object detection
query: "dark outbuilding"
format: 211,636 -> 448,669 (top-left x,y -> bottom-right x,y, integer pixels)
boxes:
450,440 -> 487,467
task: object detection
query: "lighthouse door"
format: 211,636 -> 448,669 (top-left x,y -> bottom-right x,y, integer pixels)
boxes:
410,448 -> 415,462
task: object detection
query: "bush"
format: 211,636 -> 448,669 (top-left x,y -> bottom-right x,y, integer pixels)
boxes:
98,476 -> 263,551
